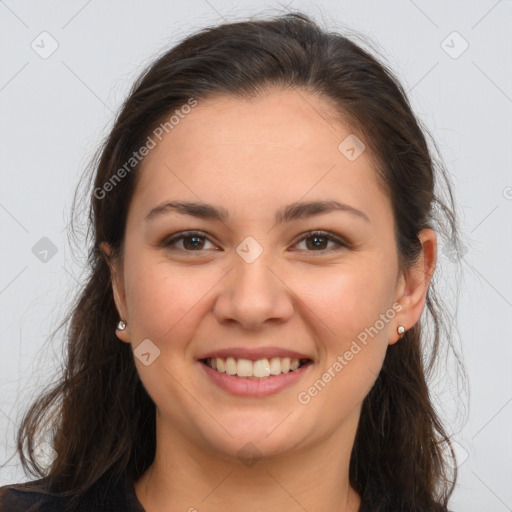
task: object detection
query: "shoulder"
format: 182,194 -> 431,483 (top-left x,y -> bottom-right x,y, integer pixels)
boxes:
358,474 -> 453,512
0,474 -> 145,512
0,478 -> 65,512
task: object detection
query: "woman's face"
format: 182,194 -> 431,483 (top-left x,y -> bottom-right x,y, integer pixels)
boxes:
107,88 -> 433,462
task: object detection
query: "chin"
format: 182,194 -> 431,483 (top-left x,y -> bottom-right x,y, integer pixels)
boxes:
195,410 -> 312,462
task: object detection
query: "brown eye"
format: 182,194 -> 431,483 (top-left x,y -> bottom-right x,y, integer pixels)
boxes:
162,231 -> 216,252
161,230 -> 348,255
293,231 -> 348,253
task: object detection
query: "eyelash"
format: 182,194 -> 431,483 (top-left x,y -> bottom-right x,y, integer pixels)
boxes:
161,230 -> 349,255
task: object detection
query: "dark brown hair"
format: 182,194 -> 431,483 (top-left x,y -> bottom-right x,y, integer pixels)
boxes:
7,11 -> 465,511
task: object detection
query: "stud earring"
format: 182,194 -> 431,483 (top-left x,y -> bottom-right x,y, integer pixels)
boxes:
397,325 -> 405,339
117,320 -> 127,331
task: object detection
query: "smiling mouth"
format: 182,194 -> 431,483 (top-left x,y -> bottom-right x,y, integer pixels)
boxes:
200,357 -> 312,380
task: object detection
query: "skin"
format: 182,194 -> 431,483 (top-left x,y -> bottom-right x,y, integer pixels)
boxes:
102,87 -> 436,512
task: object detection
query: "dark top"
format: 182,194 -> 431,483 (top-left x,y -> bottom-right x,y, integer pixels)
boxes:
0,471 -> 437,511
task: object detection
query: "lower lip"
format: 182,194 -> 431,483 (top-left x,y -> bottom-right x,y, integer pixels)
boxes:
199,360 -> 313,397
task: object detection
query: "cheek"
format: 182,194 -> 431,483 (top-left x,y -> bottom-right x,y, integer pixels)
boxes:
299,271 -> 390,417
310,346 -> 386,424
298,259 -> 395,399
123,254 -> 201,342
301,259 -> 396,341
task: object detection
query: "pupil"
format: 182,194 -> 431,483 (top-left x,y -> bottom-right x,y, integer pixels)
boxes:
308,236 -> 325,249
186,236 -> 202,249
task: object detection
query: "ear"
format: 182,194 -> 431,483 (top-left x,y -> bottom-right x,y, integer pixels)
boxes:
390,228 -> 437,345
100,242 -> 131,343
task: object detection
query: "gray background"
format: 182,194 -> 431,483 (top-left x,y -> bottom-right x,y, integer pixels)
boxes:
1,1 -> 511,510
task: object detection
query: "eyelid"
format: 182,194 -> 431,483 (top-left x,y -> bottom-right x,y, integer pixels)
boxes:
291,230 -> 349,253
161,229 -> 349,254
162,230 -> 218,252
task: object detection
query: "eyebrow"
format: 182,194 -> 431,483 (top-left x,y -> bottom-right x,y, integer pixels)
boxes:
145,199 -> 370,224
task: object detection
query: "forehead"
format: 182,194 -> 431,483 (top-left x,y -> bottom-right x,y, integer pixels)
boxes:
130,88 -> 391,226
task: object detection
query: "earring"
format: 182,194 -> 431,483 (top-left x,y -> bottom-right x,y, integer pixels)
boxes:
117,320 -> 127,331
397,325 -> 405,339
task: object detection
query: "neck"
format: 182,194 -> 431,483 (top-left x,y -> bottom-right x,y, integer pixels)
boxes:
134,408 -> 362,512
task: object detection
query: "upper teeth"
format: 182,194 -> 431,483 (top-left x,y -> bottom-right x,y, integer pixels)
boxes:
206,357 -> 304,378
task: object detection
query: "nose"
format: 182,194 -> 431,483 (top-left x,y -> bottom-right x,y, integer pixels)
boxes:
213,249 -> 294,330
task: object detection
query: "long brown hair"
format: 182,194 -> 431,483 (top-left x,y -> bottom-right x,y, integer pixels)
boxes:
7,11 -> 465,510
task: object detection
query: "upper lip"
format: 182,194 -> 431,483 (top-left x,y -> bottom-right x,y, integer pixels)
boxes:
197,346 -> 314,361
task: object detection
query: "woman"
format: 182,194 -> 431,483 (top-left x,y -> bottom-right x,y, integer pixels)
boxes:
0,11 -> 463,512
